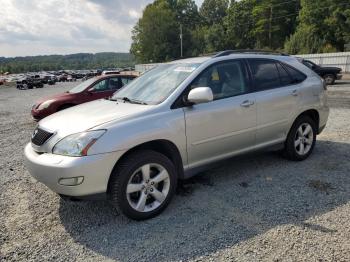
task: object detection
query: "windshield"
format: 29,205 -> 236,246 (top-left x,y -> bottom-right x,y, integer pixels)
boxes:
69,77 -> 96,93
112,63 -> 200,104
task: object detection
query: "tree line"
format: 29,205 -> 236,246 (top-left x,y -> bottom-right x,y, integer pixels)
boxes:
0,52 -> 134,74
130,0 -> 350,63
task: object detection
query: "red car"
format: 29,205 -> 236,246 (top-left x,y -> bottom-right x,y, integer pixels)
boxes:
31,74 -> 136,120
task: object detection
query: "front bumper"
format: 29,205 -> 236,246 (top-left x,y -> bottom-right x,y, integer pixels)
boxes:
336,74 -> 342,80
24,143 -> 124,196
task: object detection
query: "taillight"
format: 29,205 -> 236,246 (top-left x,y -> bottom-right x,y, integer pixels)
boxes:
322,79 -> 327,90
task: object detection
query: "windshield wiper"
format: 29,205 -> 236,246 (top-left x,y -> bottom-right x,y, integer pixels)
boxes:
115,97 -> 148,105
106,97 -> 117,101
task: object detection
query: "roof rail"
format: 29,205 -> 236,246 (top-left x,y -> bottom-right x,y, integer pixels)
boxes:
213,49 -> 289,58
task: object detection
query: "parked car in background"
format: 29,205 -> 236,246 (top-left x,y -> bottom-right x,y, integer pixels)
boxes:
31,74 -> 136,120
25,51 -> 329,220
47,75 -> 58,85
17,75 -> 44,89
57,74 -> 68,82
82,72 -> 97,81
67,75 -> 76,82
301,59 -> 342,85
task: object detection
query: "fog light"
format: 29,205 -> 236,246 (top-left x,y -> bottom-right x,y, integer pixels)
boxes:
58,176 -> 84,186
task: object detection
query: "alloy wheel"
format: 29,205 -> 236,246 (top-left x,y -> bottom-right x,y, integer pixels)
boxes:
294,123 -> 314,156
126,163 -> 170,212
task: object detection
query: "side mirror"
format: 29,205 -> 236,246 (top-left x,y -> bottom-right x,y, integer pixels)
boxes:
187,87 -> 213,105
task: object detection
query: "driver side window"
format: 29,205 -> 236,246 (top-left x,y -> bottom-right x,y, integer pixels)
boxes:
190,60 -> 248,100
92,79 -> 108,92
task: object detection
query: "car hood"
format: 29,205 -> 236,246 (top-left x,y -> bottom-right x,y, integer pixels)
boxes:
38,99 -> 154,137
35,92 -> 72,105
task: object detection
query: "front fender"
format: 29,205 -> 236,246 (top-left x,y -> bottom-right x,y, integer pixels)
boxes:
89,108 -> 188,165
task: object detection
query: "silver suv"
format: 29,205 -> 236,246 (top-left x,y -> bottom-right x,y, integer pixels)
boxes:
25,51 -> 329,220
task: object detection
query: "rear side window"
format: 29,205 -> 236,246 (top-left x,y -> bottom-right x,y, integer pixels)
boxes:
283,64 -> 307,83
276,62 -> 293,86
248,59 -> 280,91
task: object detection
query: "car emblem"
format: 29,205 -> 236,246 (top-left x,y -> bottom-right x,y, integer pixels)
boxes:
32,129 -> 38,139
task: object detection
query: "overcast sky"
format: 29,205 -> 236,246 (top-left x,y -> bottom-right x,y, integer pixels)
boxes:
0,0 -> 204,57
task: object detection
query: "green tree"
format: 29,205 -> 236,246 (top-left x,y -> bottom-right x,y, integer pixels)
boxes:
252,0 -> 299,50
198,0 -> 229,53
130,0 -> 201,62
130,0 -> 180,63
200,0 -> 229,25
285,0 -> 350,54
225,0 -> 256,49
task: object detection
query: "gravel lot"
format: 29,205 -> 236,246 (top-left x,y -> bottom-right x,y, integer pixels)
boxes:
1,81 -> 350,261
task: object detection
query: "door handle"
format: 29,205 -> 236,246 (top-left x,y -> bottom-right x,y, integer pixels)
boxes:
291,89 -> 298,96
240,100 -> 254,107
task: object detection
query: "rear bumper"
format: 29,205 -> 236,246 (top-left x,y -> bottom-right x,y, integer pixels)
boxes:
24,143 -> 124,196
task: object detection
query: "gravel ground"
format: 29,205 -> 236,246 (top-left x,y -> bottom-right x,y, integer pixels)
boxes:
0,81 -> 350,261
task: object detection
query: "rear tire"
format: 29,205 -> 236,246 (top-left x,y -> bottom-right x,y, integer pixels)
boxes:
108,150 -> 177,220
283,116 -> 317,161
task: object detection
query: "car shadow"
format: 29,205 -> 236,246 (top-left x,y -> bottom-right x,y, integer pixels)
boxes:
59,140 -> 350,261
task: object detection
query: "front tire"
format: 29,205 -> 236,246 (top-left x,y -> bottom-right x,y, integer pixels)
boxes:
283,116 -> 317,161
108,150 -> 177,220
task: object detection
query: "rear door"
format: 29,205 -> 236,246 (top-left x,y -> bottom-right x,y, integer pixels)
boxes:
183,60 -> 257,167
247,59 -> 305,145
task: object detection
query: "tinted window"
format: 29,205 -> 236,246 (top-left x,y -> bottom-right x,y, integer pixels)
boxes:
249,59 -> 280,91
108,77 -> 120,90
276,63 -> 293,86
190,60 -> 248,100
284,64 -> 307,83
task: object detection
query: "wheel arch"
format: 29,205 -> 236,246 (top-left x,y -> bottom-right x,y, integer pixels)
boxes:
107,139 -> 184,191
293,109 -> 320,133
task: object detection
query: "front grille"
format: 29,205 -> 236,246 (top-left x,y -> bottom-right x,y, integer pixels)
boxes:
31,128 -> 53,146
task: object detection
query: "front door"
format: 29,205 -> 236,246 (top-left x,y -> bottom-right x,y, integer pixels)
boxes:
183,60 -> 257,168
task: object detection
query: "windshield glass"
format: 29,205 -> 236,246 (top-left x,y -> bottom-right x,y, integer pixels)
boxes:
112,63 -> 200,104
69,77 -> 96,93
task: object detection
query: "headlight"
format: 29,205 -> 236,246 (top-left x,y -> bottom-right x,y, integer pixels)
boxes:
52,130 -> 106,156
37,99 -> 55,110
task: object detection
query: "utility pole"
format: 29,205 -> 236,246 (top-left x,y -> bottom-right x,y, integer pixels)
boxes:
180,24 -> 183,57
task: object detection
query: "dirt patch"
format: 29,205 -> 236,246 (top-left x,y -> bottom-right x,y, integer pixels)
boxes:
308,180 -> 334,194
